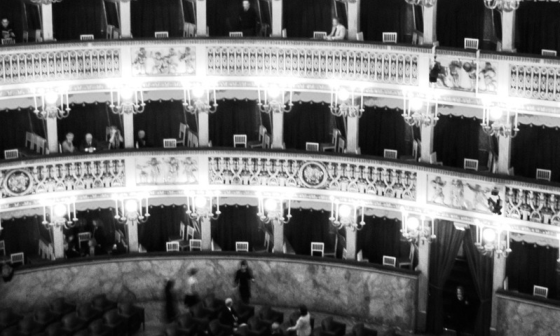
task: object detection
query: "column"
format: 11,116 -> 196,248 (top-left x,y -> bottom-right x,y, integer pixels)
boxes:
201,217 -> 212,251
272,220 -> 284,253
420,123 -> 435,163
198,112 -> 210,147
119,1 -> 132,39
501,11 -> 516,52
271,112 -> 284,149
45,117 -> 58,154
41,4 -> 54,41
52,227 -> 65,259
490,252 -> 507,334
347,0 -> 360,41
346,115 -> 360,154
271,0 -> 283,37
416,238 -> 431,332
127,221 -> 139,252
344,226 -> 357,260
122,113 -> 134,149
497,136 -> 511,175
196,0 -> 208,37
422,3 -> 438,45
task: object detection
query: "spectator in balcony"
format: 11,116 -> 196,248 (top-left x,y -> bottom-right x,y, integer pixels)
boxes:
234,260 -> 255,304
61,132 -> 76,153
107,126 -> 123,150
80,133 -> 99,153
324,17 -> 346,41
448,286 -> 470,336
91,219 -> 108,255
1,19 -> 15,40
136,130 -> 152,148
239,0 -> 259,37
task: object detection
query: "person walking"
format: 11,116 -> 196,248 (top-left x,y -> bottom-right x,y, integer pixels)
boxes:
234,260 -> 255,304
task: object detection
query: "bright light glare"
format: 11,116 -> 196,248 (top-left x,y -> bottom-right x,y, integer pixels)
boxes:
339,204 -> 352,218
53,204 -> 67,218
45,92 -> 59,105
192,87 -> 205,99
407,217 -> 420,231
264,199 -> 278,212
125,200 -> 138,213
338,89 -> 350,101
268,86 -> 281,99
410,98 -> 423,111
490,108 -> 503,121
482,228 -> 496,243
120,87 -> 134,101
195,196 -> 207,208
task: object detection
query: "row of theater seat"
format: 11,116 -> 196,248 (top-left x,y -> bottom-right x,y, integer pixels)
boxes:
0,294 -> 144,336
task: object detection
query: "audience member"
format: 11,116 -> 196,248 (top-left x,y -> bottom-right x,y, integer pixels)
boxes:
112,230 -> 128,255
287,305 -> 312,336
234,260 -> 255,304
183,268 -> 200,309
239,0 -> 259,37
80,133 -> 99,153
220,298 -> 239,328
107,126 -> 124,150
61,132 -> 76,153
449,286 -> 469,336
1,18 -> 15,40
164,279 -> 178,323
136,130 -> 152,148
325,17 -> 346,41
92,219 -> 107,255
1,263 -> 14,282
65,235 -> 80,259
272,322 -> 284,336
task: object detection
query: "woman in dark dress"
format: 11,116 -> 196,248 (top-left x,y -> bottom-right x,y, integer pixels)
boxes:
234,260 -> 255,304
164,279 -> 178,323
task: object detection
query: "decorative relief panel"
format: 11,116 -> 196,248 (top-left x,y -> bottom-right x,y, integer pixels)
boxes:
135,156 -> 198,185
427,175 -> 500,214
206,47 -> 418,85
505,186 -> 560,225
0,159 -> 125,198
0,49 -> 120,83
509,64 -> 560,101
208,157 -> 417,200
432,57 -> 498,93
131,47 -> 195,76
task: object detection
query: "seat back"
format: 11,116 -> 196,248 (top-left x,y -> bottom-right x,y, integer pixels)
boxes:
25,132 -> 35,150
536,168 -> 552,181
305,142 -> 319,152
1,38 -> 15,45
464,38 -> 479,50
190,239 -> 202,251
163,139 -> 177,148
313,31 -> 327,39
357,250 -> 364,262
184,22 -> 197,38
282,29 -> 287,38
0,240 -> 5,256
382,32 -> 397,43
80,34 -> 94,41
236,241 -> 249,252
166,241 -> 180,252
311,242 -> 324,257
258,125 -> 267,141
106,25 -> 114,39
178,123 -> 187,145
78,232 -> 91,245
4,149 -> 18,159
179,222 -> 186,240
155,31 -> 169,38
337,137 -> 346,153
36,137 -> 47,154
542,49 -> 557,57
382,255 -> 397,267
186,225 -> 195,240
263,132 -> 271,149
233,134 -> 248,148
229,32 -> 243,38
464,158 -> 479,171
533,285 -> 548,298
383,149 -> 398,159
356,32 -> 364,41
11,252 -> 24,265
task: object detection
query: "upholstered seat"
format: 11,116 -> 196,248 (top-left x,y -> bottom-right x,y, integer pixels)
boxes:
233,301 -> 255,324
0,309 -> 22,331
49,298 -> 76,318
257,306 -> 283,326
33,308 -> 58,330
190,303 -> 212,323
88,319 -> 112,336
344,323 -> 377,336
117,302 -> 145,335
314,316 -> 346,336
61,313 -> 87,334
76,304 -> 102,325
91,295 -> 117,314
0,327 -> 24,336
42,322 -> 70,336
15,316 -> 43,336
173,314 -> 198,335
102,310 -> 126,336
208,319 -> 232,336
201,294 -> 224,319
246,316 -> 268,336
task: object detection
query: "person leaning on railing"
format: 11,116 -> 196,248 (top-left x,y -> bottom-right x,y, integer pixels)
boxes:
324,17 -> 346,41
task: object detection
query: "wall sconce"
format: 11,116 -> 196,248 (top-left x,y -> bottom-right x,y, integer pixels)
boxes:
113,194 -> 150,225
401,209 -> 436,244
109,85 -> 145,114
182,82 -> 218,114
257,83 -> 293,113
402,90 -> 438,127
329,198 -> 365,231
329,86 -> 364,118
33,88 -> 71,119
186,191 -> 221,220
475,222 -> 511,258
257,196 -> 292,224
41,198 -> 77,229
481,100 -> 519,138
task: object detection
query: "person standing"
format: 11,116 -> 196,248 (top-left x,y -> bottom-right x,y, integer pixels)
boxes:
450,286 -> 470,336
234,260 -> 255,304
238,0 -> 259,37
287,305 -> 312,336
183,268 -> 199,309
164,280 -> 178,323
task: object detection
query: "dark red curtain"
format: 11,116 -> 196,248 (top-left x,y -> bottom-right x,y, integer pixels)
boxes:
131,0 -> 184,38
283,102 -> 333,150
0,0 -> 26,43
359,106 -> 411,157
360,0 -> 408,42
207,0 -> 242,36
426,220 -> 465,333
0,216 -> 42,259
433,115 -> 480,168
0,108 -> 45,157
356,216 -> 410,265
133,100 -> 187,148
515,1 -> 560,55
511,124 -> 560,182
436,0 -> 485,49
212,205 -> 265,252
104,0 -> 120,28
284,209 -> 334,256
139,205 -> 189,252
209,99 -> 261,147
182,0 -> 196,24
283,0 -> 333,38
506,241 -> 558,299
52,0 -> 106,41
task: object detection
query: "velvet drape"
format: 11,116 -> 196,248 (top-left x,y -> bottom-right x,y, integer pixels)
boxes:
360,0 -> 408,42
24,4 -> 41,32
0,216 -> 42,258
131,0 -> 184,38
283,102 -> 333,150
436,0 -> 485,49
511,124 -> 560,181
463,228 -> 493,336
359,106 -> 411,157
139,205 -> 189,252
132,100 -> 187,148
212,205 -> 265,252
52,0 -> 106,41
284,209 -> 334,256
0,108 -> 45,156
0,0 -> 26,43
334,1 -> 347,28
506,241 -> 558,299
182,0 -> 196,24
209,99 -> 261,147
207,0 -> 242,37
433,115 -> 480,168
104,1 -> 120,28
427,220 -> 465,333
515,2 -> 560,55
356,216 -> 410,265
283,0 -> 332,38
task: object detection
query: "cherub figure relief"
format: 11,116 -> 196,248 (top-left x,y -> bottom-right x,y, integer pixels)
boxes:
137,158 -> 161,184
451,179 -> 471,209
430,176 -> 447,204
182,158 -> 198,183
467,183 -> 492,212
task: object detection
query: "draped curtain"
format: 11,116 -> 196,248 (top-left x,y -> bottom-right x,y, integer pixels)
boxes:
52,0 -> 106,40
511,124 -> 560,181
357,216 -> 410,265
283,0 -> 333,38
24,4 -> 42,32
207,0 -> 242,37
283,102 -> 333,150
436,0 -> 485,48
133,100 -> 187,148
58,103 -> 122,148
360,0 -> 408,42
284,209 -> 334,256
209,99 -> 261,147
433,115 -> 480,168
104,1 -> 120,28
182,0 -> 196,24
212,205 -> 265,252
463,228 -> 493,336
506,241 -> 558,299
427,220 -> 465,333
0,216 -> 42,258
139,205 -> 189,252
334,1 -> 348,28
0,0 -> 25,43
0,109 -> 45,156
359,106 -> 411,157
131,0 -> 184,38
515,2 -> 560,55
